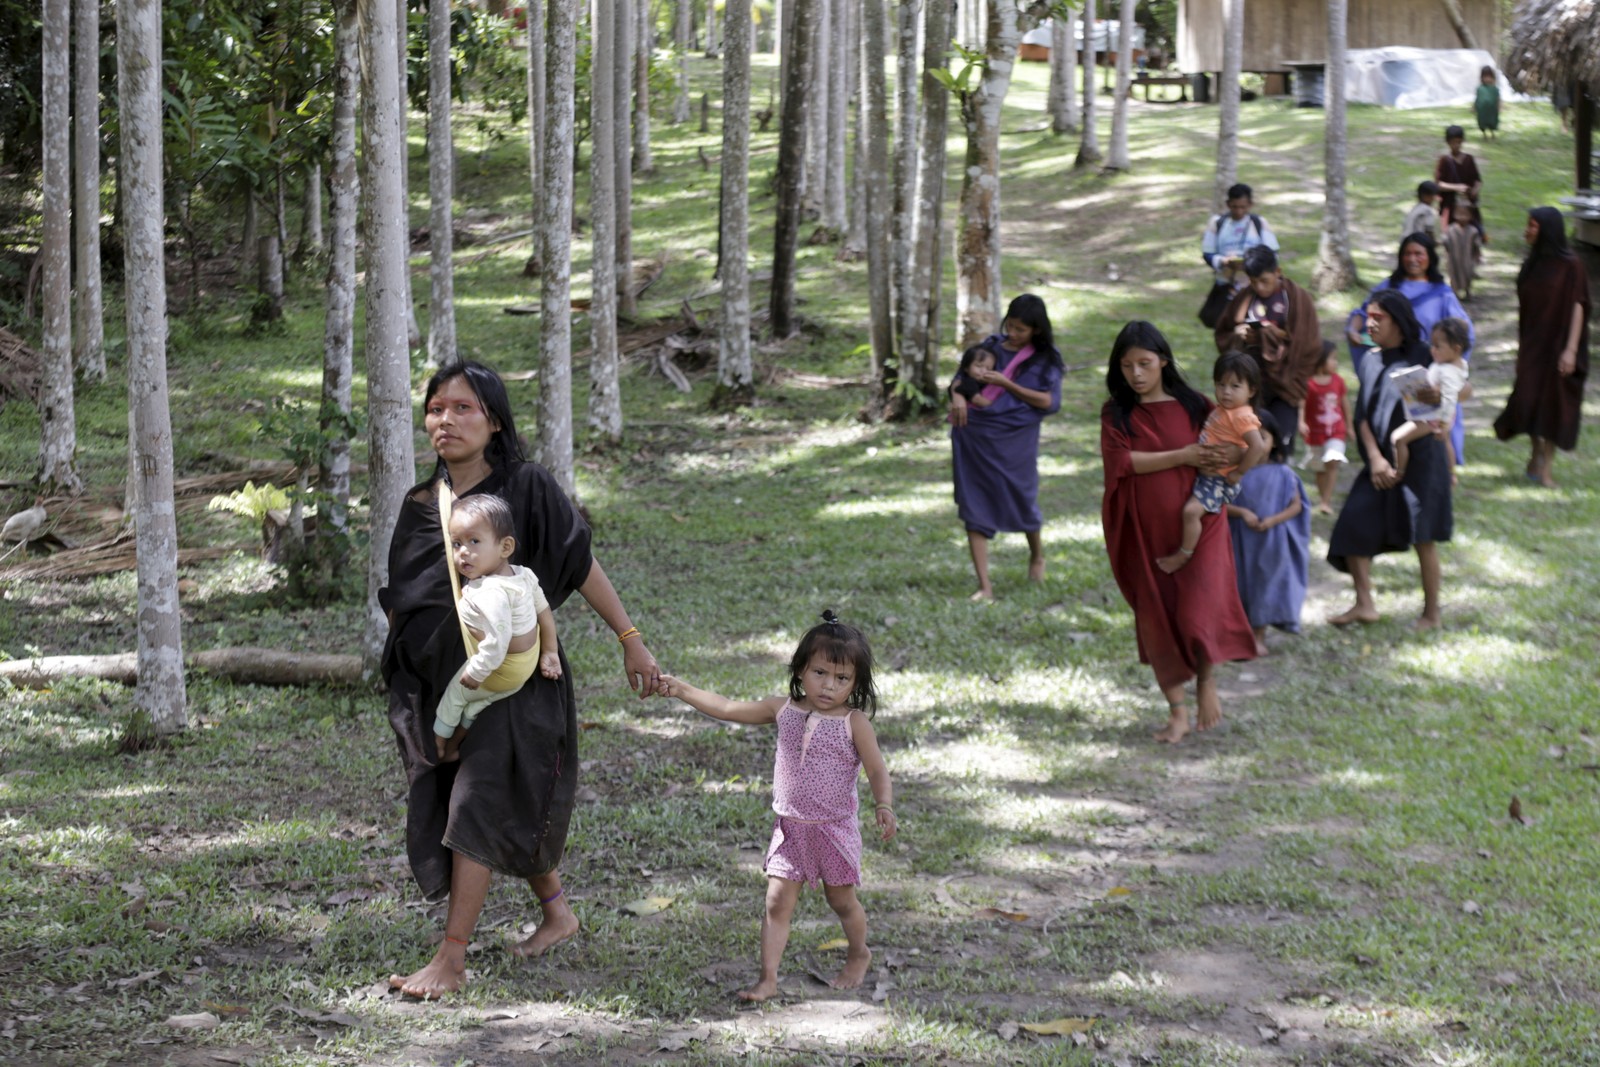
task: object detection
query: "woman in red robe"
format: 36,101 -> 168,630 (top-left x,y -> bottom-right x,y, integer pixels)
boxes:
1101,322 -> 1258,744
1493,207 -> 1591,488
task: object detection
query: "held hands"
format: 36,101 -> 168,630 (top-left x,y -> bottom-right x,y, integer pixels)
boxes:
653,673 -> 683,699
875,805 -> 898,842
621,638 -> 660,700
538,649 -> 563,680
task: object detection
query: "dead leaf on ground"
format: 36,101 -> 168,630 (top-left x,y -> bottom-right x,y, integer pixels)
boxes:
112,969 -> 163,990
324,888 -> 378,906
996,1021 -> 1020,1041
165,1012 -> 221,1030
200,1002 -> 251,1017
973,907 -> 1029,923
1491,971 -> 1520,988
1547,745 -> 1568,760
1257,1025 -> 1280,1042
1437,1019 -> 1469,1032
1020,1017 -> 1094,1035
657,1024 -> 711,1051
871,978 -> 893,1002
1509,795 -> 1531,825
1104,886 -> 1134,898
621,896 -> 675,917
817,938 -> 850,951
1461,900 -> 1482,915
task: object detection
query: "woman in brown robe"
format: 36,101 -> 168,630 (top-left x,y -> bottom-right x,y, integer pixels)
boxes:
1213,246 -> 1323,455
1493,207 -> 1591,488
381,361 -> 659,999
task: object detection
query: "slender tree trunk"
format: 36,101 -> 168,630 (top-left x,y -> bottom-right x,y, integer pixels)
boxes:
257,227 -> 285,320
673,0 -> 691,123
717,0 -> 754,402
525,0 -> 545,268
956,0 -> 1021,346
1104,0 -> 1133,170
359,0 -> 420,672
117,0 -> 185,732
300,162 -> 325,258
1075,2 -> 1102,167
769,0 -> 818,337
1214,0 -> 1242,210
426,0 -> 456,368
802,0 -> 828,219
538,0 -> 578,495
891,0 -> 919,351
704,0 -> 719,54
1437,0 -> 1479,49
321,0 -> 360,538
615,0 -> 636,317
901,0 -> 952,405
821,0 -> 848,233
396,0 -> 422,351
842,0 -> 867,259
860,0 -> 893,392
588,0 -> 622,440
1313,0 -> 1360,294
72,0 -> 104,381
40,0 -> 80,492
634,0 -> 653,173
1048,15 -> 1077,133
241,193 -> 259,275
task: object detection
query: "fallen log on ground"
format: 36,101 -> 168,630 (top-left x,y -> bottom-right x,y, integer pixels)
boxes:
0,648 -> 367,689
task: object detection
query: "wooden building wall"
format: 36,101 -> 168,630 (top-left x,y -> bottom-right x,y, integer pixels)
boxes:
1177,0 -> 1502,74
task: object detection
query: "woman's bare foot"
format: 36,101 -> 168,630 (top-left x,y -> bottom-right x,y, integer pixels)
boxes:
1152,705 -> 1189,745
1154,551 -> 1190,575
1253,636 -> 1270,657
1413,613 -> 1441,632
1027,557 -> 1046,582
968,588 -> 995,602
512,908 -> 579,959
831,948 -> 872,990
1195,677 -> 1222,731
736,977 -> 780,1002
1316,502 -> 1334,515
389,946 -> 466,1000
1327,605 -> 1379,626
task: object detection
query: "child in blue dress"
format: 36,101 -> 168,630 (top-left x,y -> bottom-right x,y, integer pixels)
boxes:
1225,412 -> 1310,656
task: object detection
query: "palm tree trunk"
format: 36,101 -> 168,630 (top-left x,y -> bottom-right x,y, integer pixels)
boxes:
1104,0 -> 1134,171
73,0 -> 105,381
426,0 -> 456,368
40,0 -> 81,492
321,0 -> 360,537
956,0 -> 1021,345
769,0 -> 819,337
718,0 -> 755,403
538,0 -> 578,495
901,0 -> 953,404
1313,0 -> 1360,293
589,0 -> 622,440
1214,0 -> 1243,210
1075,1 -> 1102,167
1048,15 -> 1077,134
860,0 -> 893,387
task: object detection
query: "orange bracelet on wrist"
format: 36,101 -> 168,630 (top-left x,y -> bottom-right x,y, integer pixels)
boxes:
616,627 -> 641,644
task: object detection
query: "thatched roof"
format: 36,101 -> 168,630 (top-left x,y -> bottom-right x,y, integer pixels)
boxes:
1505,0 -> 1600,94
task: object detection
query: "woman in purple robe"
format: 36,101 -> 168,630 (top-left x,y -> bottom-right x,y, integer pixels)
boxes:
947,294 -> 1064,600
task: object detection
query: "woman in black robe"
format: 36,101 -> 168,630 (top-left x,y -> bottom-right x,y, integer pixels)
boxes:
1493,206 -> 1591,488
1327,290 -> 1453,630
381,361 -> 659,999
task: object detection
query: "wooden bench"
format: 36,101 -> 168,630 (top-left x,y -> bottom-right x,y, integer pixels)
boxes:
1132,74 -> 1190,103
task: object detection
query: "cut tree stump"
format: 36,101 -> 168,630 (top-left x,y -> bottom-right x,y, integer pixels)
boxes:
0,648 -> 366,688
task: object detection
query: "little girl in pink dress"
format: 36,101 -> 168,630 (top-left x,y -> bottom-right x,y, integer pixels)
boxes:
656,611 -> 896,1002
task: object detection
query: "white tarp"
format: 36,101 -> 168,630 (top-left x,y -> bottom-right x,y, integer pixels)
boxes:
1345,47 -> 1523,110
1021,19 -> 1145,54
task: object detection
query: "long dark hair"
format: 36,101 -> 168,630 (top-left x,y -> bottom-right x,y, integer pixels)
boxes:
1389,233 -> 1444,287
1368,289 -> 1426,354
1102,321 -> 1210,437
1001,293 -> 1064,370
1520,206 -> 1573,286
788,610 -> 878,716
423,360 -> 527,481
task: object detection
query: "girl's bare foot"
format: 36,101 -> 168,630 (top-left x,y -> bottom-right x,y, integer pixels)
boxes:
736,977 -> 780,1002
1327,605 -> 1379,626
1027,558 -> 1046,582
1316,502 -> 1334,515
831,948 -> 872,990
389,949 -> 466,1000
1253,637 -> 1270,657
1152,705 -> 1189,744
1195,677 -> 1222,731
969,588 -> 995,602
512,909 -> 579,959
1413,613 -> 1441,632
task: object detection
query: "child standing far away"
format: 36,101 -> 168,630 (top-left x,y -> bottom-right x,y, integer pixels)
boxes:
1434,125 -> 1483,236
435,493 -> 561,763
1442,202 -> 1484,301
1157,351 -> 1271,574
1392,318 -> 1471,487
949,346 -> 1000,409
1226,412 -> 1310,657
1402,181 -> 1441,242
656,611 -> 896,1002
1475,65 -> 1500,140
1298,342 -> 1352,514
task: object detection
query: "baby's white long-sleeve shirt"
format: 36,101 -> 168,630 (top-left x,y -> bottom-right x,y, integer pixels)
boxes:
458,565 -> 549,681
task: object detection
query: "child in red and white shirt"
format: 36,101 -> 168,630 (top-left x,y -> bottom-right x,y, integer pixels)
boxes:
1297,343 -> 1353,515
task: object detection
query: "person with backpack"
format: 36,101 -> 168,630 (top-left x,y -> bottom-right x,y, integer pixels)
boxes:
1198,183 -> 1279,328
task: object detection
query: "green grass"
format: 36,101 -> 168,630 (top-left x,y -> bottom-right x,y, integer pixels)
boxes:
3,54 -> 1599,1066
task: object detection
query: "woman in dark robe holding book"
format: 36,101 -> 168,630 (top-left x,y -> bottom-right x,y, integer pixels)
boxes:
1101,322 -> 1256,745
381,361 -> 659,999
1493,207 -> 1591,488
1327,290 -> 1453,630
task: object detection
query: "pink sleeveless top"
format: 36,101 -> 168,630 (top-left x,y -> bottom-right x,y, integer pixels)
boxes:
771,700 -> 861,823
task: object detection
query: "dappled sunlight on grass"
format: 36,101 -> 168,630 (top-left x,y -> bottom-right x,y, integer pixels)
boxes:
1391,632 -> 1550,686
